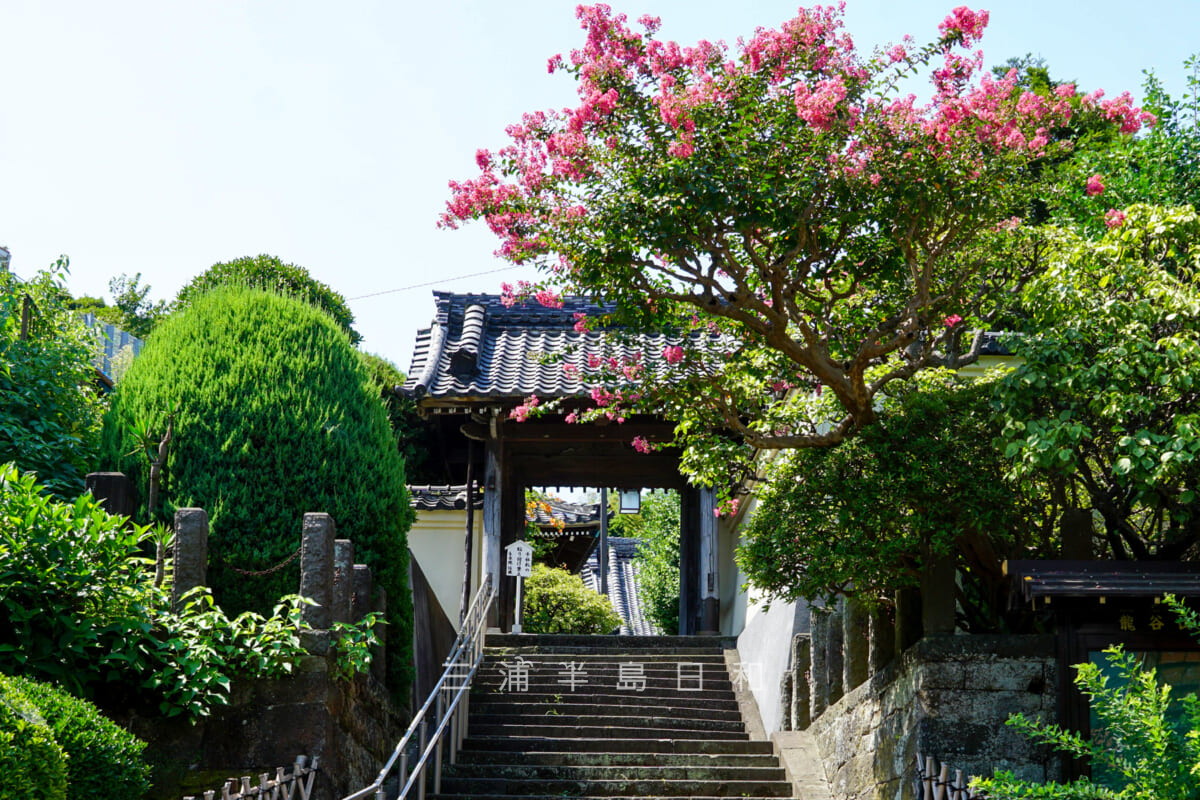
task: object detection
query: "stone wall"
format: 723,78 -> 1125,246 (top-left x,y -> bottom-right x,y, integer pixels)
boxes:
807,634 -> 1058,800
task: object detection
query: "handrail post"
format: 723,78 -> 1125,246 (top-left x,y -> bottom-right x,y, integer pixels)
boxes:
416,721 -> 427,800
433,690 -> 445,794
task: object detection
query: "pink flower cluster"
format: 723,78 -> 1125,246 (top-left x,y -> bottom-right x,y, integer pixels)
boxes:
662,344 -> 684,364
794,76 -> 848,131
714,497 -> 741,518
573,312 -> 589,332
1083,89 -> 1157,134
1086,175 -> 1105,197
943,314 -> 963,327
509,395 -> 539,422
938,6 -> 989,48
1104,208 -> 1126,229
631,436 -> 653,454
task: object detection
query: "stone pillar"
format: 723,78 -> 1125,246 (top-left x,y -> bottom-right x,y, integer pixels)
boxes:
85,472 -> 134,518
895,587 -> 923,655
351,564 -> 373,622
791,635 -> 812,731
778,672 -> 793,732
843,596 -> 870,692
698,486 -> 720,634
869,604 -> 896,673
810,607 -> 830,719
332,539 -> 355,625
371,587 -> 388,684
171,508 -> 208,611
827,598 -> 845,705
300,513 -> 335,630
921,551 -> 957,636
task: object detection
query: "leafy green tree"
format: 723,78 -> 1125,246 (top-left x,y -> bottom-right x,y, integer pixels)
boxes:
522,564 -> 622,634
0,258 -> 104,498
442,4 -> 1149,482
102,286 -> 414,696
739,371 -> 1056,629
69,273 -> 167,339
174,254 -> 361,344
0,680 -> 67,800
995,205 -> 1200,560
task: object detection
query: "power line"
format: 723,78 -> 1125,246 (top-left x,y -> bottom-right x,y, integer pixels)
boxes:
347,266 -> 521,301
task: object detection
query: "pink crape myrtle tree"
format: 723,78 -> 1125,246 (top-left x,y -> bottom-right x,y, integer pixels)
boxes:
441,3 -> 1152,482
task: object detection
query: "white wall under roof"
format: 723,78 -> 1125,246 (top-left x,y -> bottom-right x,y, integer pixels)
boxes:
408,508 -> 483,633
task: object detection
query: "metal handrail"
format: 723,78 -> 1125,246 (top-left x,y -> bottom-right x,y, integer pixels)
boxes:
342,574 -> 496,800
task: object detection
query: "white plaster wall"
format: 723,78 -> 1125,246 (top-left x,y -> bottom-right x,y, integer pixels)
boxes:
407,509 -> 483,632
737,592 -> 809,734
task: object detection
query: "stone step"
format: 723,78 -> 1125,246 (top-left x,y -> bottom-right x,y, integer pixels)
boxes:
457,751 -> 783,769
482,652 -> 728,664
473,675 -> 733,692
434,776 -> 793,797
443,763 -> 787,782
468,723 -> 749,740
429,795 -> 794,800
470,701 -> 744,722
460,737 -> 774,756
469,713 -> 745,734
485,634 -> 736,650
466,691 -> 740,712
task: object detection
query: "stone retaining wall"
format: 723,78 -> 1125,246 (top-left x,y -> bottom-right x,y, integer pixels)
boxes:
808,634 -> 1058,800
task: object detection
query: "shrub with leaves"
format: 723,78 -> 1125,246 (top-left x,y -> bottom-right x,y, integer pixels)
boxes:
0,258 -> 103,499
102,286 -> 414,698
7,674 -> 150,800
522,564 -> 622,635
0,676 -> 68,800
0,464 -> 317,719
610,492 -> 681,635
975,596 -> 1200,799
173,254 -> 360,344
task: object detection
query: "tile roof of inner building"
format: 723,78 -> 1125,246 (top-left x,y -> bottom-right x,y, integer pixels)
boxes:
401,292 -> 681,403
408,484 -> 608,531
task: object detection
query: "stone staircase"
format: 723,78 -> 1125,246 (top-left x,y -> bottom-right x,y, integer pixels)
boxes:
431,634 -> 795,799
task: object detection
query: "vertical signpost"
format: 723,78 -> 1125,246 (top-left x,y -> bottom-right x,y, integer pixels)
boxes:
505,540 -> 534,634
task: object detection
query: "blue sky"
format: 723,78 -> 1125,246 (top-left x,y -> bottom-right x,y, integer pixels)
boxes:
1,1 -> 1196,369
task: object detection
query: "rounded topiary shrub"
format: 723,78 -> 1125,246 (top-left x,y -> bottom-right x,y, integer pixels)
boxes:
102,286 -> 414,696
0,677 -> 68,800
523,564 -> 622,635
8,675 -> 148,800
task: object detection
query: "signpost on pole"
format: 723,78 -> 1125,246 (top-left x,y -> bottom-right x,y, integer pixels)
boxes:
505,540 -> 534,634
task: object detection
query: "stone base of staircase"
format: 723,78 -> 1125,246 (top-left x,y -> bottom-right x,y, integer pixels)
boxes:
431,634 -> 830,800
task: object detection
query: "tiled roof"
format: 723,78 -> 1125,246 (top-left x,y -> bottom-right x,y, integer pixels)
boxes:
527,496 -> 609,531
401,292 -> 1013,403
582,537 -> 657,636
402,292 -> 685,402
408,484 -> 483,511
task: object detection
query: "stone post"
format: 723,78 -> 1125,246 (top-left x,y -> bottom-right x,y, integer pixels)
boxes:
810,607 -> 830,719
843,595 -> 870,692
791,634 -> 812,731
921,551 -> 957,636
895,587 -> 923,654
85,472 -> 134,518
779,672 -> 793,732
332,539 -> 355,625
827,598 -> 845,705
351,564 -> 373,622
171,508 -> 208,612
869,604 -> 896,674
300,513 -> 335,630
371,587 -> 388,684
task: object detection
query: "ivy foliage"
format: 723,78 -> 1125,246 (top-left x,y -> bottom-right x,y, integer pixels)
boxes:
0,259 -> 104,499
102,287 -> 414,698
0,464 -> 313,720
522,564 -> 622,635
173,254 -> 360,344
738,370 -> 1057,629
995,205 -> 1200,560
5,674 -> 150,800
975,596 -> 1200,799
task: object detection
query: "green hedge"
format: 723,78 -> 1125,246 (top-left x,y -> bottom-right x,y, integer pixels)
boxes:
523,564 -> 622,635
0,678 -> 68,800
102,287 -> 414,698
6,675 -> 149,800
